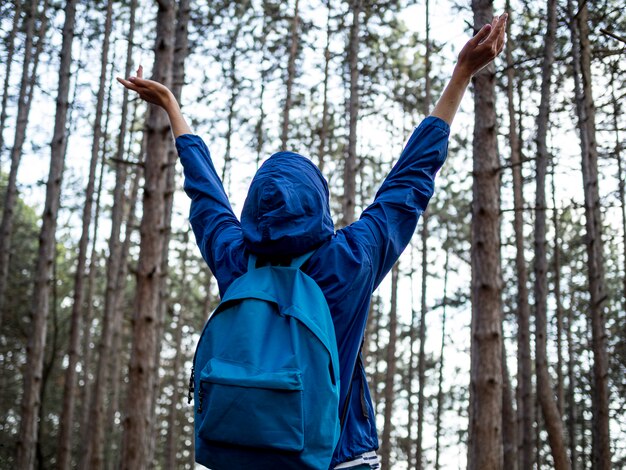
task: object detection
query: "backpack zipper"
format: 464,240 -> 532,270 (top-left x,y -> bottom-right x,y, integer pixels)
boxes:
188,365 -> 194,404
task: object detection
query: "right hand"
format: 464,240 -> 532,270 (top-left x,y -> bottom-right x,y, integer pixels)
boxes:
116,65 -> 175,110
455,14 -> 507,79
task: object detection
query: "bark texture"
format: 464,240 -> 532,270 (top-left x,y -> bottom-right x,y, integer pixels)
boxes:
119,0 -> 175,467
57,2 -> 113,467
0,0 -> 42,315
468,1 -> 503,468
15,1 -> 78,467
342,0 -> 362,226
533,2 -> 571,468
380,263 -> 399,468
280,0 -> 300,149
83,1 -> 138,466
574,3 -> 611,468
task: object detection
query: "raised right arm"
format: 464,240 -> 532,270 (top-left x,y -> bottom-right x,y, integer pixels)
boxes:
117,66 -> 245,293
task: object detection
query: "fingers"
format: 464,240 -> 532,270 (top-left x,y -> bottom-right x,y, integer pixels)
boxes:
137,64 -> 143,79
128,76 -> 151,87
116,77 -> 140,93
469,23 -> 492,46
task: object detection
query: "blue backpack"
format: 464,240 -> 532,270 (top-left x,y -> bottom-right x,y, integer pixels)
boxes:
189,251 -> 341,469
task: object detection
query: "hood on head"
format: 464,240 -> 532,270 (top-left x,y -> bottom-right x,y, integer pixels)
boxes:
241,151 -> 334,256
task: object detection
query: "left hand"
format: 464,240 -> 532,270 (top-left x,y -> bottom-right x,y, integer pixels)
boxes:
455,14 -> 507,79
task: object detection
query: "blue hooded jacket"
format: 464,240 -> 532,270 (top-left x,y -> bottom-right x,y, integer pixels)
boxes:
176,116 -> 450,468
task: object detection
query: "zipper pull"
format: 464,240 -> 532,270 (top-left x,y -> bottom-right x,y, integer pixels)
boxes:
188,366 -> 195,404
197,389 -> 203,413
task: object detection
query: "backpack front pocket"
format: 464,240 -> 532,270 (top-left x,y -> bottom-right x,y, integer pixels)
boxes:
198,358 -> 305,452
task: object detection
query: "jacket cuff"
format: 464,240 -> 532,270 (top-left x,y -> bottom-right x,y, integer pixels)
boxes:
421,115 -> 451,135
175,134 -> 202,152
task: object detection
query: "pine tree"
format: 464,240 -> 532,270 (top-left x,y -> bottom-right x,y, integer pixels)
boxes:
15,1 -> 78,467
468,1 -> 503,468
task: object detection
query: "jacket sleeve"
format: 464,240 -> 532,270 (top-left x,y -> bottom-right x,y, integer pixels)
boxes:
341,116 -> 450,289
175,134 -> 245,294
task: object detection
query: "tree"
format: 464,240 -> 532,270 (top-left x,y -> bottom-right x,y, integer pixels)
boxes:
533,0 -> 570,467
0,0 -> 46,317
380,263 -> 399,468
504,4 -> 533,468
56,2 -> 113,468
280,0 -> 300,149
569,2 -> 612,467
119,0 -> 176,467
342,0 -> 362,226
0,0 -> 22,160
82,1 -> 139,466
15,0 -> 78,467
468,1 -> 503,469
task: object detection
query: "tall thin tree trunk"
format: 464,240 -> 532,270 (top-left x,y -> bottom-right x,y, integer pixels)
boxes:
609,62 -> 626,312
147,0 -> 190,461
0,0 -> 22,161
504,6 -> 533,469
36,252 -> 60,470
342,0 -> 361,226
566,292 -> 578,470
57,3 -> 113,468
415,214 -> 428,470
105,148 -> 143,470
280,0 -> 300,149
317,0 -> 332,174
468,1 -> 503,469
534,1 -> 570,468
221,36 -> 240,193
415,6 -> 431,465
502,338 -> 518,470
434,248 -> 449,470
15,1 -> 78,467
0,0 -> 42,316
165,231 -> 190,470
255,0 -> 269,169
83,0 -> 138,465
119,0 -> 175,466
380,263 -> 399,469
551,160 -> 565,416
569,2 -> 611,467
405,247 -> 417,466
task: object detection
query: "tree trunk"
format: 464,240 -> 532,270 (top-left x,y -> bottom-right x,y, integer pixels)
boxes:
551,160 -> 565,417
504,6 -> 533,469
380,263 -> 398,469
342,0 -> 361,226
502,339 -> 518,470
280,0 -> 300,149
468,1 -> 503,469
15,1 -> 78,467
609,62 -> 626,313
317,0 -> 332,174
415,214 -> 428,470
566,294 -> 578,470
119,0 -> 175,466
434,249 -> 449,470
147,0 -> 190,461
533,1 -> 570,468
165,231 -> 190,470
570,2 -> 611,468
0,0 -> 22,162
255,0 -> 269,168
83,1 -> 138,467
404,246 -> 417,466
0,0 -> 43,316
56,3 -> 113,468
105,147 -> 143,470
